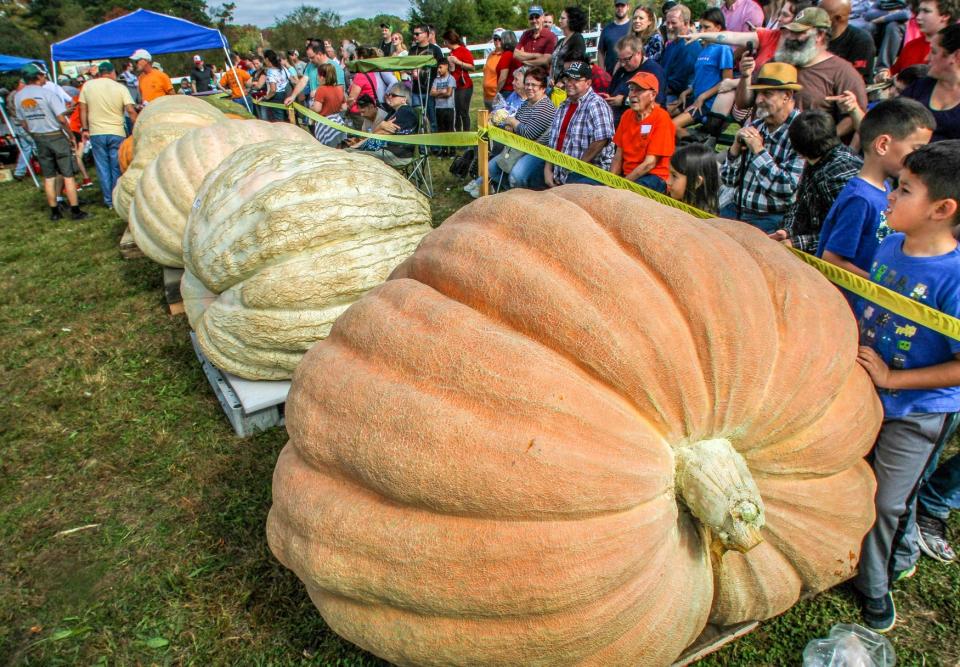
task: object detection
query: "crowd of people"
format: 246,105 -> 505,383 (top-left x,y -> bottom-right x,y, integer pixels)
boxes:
5,0 -> 960,637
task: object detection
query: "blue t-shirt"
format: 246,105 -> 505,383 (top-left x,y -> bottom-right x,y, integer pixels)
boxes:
660,38 -> 702,97
691,43 -> 733,107
599,21 -> 632,74
856,233 -> 960,417
818,177 -> 892,272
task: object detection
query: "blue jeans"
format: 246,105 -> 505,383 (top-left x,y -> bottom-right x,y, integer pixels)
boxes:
13,128 -> 35,177
718,203 -> 783,233
565,171 -> 604,186
90,134 -> 124,206
509,154 -> 547,190
637,174 -> 667,193
918,414 -> 960,520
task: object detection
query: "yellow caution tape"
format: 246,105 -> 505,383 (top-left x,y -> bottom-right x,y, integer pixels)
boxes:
483,127 -> 960,341
485,126 -> 710,218
256,97 -> 960,341
257,100 -> 477,146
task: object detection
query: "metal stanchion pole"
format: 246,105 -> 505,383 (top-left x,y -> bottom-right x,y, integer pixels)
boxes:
477,109 -> 489,197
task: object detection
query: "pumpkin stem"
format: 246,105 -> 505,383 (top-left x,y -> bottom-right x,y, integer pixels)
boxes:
675,438 -> 765,553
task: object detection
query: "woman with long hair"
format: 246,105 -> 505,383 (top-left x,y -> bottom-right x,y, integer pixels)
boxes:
549,6 -> 588,86
667,144 -> 721,214
311,63 -> 347,146
444,28 -> 476,132
901,24 -> 960,141
262,49 -> 292,122
631,6 -> 663,62
391,32 -> 408,56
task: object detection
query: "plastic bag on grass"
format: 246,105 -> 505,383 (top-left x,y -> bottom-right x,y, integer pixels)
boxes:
803,623 -> 895,667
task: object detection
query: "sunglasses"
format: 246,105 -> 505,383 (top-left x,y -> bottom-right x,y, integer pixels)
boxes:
528,15 -> 541,19
412,31 -> 423,36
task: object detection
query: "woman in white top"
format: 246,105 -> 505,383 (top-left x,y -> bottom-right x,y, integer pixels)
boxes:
263,49 -> 291,122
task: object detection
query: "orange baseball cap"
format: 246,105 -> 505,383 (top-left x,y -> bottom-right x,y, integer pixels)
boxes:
628,71 -> 659,94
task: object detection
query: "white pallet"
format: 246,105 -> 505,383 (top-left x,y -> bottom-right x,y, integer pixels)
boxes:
190,333 -> 290,437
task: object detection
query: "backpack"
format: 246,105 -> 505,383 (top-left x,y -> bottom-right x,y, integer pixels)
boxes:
449,147 -> 478,179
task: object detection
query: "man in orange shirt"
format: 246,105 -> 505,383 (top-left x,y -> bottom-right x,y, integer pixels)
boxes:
611,71 -> 676,193
219,65 -> 251,105
131,48 -> 173,104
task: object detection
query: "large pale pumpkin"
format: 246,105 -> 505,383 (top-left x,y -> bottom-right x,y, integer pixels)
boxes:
181,139 -> 432,380
267,186 -> 882,666
130,120 -> 314,267
113,95 -> 226,222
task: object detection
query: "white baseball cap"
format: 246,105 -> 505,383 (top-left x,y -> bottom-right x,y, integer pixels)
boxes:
193,54 -> 202,62
130,48 -> 152,62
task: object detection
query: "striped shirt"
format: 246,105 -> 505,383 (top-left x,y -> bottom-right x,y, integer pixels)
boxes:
514,96 -> 557,143
547,88 -> 615,184
720,109 -> 804,217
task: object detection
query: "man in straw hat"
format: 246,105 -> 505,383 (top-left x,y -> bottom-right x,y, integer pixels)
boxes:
718,62 -> 805,231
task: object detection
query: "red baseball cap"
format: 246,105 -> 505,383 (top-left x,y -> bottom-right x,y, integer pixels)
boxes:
628,72 -> 659,94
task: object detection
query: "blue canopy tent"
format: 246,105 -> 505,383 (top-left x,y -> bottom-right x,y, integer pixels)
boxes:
0,54 -> 45,73
50,9 -> 248,110
51,9 -> 227,61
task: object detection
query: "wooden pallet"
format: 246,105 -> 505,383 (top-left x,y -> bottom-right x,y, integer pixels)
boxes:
162,266 -> 184,315
190,333 -> 290,438
673,621 -> 759,666
119,226 -> 144,259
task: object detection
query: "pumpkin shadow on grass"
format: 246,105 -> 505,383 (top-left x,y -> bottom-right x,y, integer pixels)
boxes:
194,429 -> 389,665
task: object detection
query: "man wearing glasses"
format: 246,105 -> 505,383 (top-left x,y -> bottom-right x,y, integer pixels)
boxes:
544,62 -> 616,187
514,5 -> 558,67
409,24 -> 445,131
602,35 -> 667,124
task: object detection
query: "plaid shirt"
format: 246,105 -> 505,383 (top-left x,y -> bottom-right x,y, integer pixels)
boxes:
783,144 -> 863,254
548,88 -> 615,184
720,109 -> 804,217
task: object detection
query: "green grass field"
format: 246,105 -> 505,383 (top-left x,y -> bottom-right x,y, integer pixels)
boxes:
1,163 -> 958,666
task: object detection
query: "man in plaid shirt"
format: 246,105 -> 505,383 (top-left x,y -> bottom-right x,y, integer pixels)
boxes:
719,62 -> 805,232
545,62 -> 616,187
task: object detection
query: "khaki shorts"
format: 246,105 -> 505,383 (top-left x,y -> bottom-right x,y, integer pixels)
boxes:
32,132 -> 76,178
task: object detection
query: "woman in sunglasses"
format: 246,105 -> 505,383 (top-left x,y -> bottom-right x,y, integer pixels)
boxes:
483,29 -> 507,110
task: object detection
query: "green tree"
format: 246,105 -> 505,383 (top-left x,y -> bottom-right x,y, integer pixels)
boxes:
269,5 -> 342,49
210,1 -> 236,29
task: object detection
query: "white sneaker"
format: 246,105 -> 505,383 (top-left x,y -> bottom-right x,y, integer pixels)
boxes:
462,178 -> 480,194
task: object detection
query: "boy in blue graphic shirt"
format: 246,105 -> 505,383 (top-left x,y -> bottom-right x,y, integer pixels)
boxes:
818,98 -> 935,280
671,8 -> 733,137
853,140 -> 960,634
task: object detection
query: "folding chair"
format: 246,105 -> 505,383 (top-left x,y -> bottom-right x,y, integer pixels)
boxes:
395,105 -> 434,198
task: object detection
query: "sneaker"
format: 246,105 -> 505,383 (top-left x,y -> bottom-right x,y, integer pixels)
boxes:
81,178 -> 94,189
893,563 -> 917,582
71,209 -> 89,220
50,208 -> 63,221
862,592 -> 896,633
917,513 -> 957,563
462,178 -> 480,193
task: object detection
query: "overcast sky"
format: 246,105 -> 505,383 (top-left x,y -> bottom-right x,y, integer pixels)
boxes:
231,0 -> 409,27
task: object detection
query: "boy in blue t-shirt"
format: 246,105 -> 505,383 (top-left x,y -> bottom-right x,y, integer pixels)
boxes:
818,98 -> 935,279
853,140 -> 960,634
671,8 -> 732,137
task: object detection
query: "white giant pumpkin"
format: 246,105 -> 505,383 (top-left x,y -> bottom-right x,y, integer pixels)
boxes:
130,120 -> 314,267
181,140 -> 433,380
113,96 -> 226,222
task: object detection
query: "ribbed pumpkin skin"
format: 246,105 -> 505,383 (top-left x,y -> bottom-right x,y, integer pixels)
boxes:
118,135 -> 133,173
113,95 -> 225,222
267,186 -> 882,666
181,139 -> 432,380
130,120 -> 313,267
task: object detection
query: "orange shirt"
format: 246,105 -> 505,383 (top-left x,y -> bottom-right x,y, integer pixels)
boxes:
220,68 -> 251,98
139,69 -> 174,103
483,52 -> 503,102
613,104 -> 675,181
69,94 -> 82,133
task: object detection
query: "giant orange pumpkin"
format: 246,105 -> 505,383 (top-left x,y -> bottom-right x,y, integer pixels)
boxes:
267,187 -> 882,666
118,136 -> 133,174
